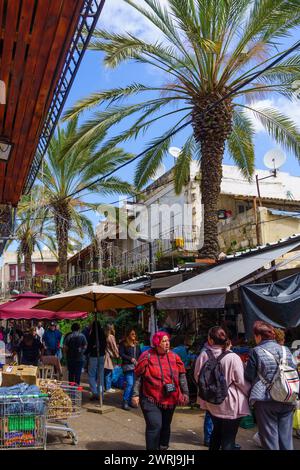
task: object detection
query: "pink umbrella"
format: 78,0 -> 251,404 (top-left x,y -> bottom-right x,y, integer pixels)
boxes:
0,292 -> 87,320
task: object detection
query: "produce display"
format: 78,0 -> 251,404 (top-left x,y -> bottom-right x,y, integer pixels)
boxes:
38,379 -> 72,419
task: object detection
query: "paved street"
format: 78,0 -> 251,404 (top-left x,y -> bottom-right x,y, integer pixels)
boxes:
46,377 -> 300,451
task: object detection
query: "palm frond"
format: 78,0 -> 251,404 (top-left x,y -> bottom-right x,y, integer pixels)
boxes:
227,109 -> 255,179
237,104 -> 300,159
174,135 -> 196,194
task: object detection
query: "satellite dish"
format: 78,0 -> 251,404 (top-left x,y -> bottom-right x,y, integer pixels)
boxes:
168,147 -> 181,159
263,148 -> 286,170
151,163 -> 166,181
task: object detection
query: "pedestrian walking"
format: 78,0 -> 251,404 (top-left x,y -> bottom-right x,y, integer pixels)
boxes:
245,320 -> 298,450
119,329 -> 141,410
16,332 -> 43,366
64,323 -> 87,385
87,320 -> 106,401
42,322 -> 62,356
131,331 -> 189,450
194,326 -> 250,450
104,324 -> 119,393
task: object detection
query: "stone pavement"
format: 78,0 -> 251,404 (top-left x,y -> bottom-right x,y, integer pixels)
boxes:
45,378 -> 300,450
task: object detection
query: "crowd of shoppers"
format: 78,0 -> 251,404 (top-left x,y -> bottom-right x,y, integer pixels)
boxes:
1,317 -> 300,451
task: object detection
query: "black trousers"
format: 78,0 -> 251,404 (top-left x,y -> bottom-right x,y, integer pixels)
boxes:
209,415 -> 241,450
140,397 -> 175,450
67,360 -> 83,385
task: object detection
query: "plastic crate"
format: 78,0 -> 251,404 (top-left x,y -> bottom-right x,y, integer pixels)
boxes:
8,415 -> 35,431
239,414 -> 255,429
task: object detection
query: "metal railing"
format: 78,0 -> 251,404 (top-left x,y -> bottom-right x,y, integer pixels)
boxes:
24,0 -> 106,193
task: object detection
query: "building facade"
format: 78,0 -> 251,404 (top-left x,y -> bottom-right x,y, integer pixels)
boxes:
0,250 -> 58,297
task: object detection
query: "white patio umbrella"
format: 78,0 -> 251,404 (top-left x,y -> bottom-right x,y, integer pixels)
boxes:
34,284 -> 157,409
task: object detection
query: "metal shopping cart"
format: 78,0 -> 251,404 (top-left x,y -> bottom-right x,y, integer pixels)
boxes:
0,393 -> 48,450
38,379 -> 82,445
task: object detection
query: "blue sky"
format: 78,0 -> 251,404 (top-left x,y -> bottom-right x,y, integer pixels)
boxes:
63,0 -> 300,232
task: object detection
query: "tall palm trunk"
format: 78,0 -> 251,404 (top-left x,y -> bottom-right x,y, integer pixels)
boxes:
192,93 -> 233,259
54,204 -> 70,290
24,250 -> 32,291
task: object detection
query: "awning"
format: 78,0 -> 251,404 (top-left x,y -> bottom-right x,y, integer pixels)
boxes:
0,292 -> 87,320
268,209 -> 300,219
157,240 -> 300,309
115,280 -> 151,291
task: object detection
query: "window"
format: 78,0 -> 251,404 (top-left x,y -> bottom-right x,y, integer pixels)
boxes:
238,204 -> 246,214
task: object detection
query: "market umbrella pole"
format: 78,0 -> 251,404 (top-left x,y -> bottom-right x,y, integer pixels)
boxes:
93,299 -> 103,408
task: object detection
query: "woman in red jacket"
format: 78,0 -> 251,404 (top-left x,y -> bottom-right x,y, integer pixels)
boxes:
131,331 -> 189,450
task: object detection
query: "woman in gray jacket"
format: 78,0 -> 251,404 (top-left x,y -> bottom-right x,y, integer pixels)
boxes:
245,320 -> 297,450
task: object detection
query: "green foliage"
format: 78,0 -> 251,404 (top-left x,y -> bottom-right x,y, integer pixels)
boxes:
8,187 -> 56,266
58,313 -> 94,335
63,0 -> 300,193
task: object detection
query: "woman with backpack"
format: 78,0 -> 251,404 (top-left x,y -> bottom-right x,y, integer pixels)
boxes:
131,331 -> 189,450
244,320 -> 298,450
194,326 -> 251,450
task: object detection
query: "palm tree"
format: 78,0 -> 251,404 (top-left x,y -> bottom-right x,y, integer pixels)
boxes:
9,189 -> 55,291
64,0 -> 300,259
39,118 -> 135,289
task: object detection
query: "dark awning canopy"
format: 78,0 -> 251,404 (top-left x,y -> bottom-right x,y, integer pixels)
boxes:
157,238 -> 300,309
241,273 -> 300,337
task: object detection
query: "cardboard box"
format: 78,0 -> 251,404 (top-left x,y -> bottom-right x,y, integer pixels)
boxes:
1,365 -> 38,387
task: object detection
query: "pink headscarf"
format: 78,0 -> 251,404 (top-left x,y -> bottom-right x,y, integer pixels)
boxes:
152,331 -> 170,348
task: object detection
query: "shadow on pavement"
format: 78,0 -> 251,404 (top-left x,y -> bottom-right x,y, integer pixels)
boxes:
86,441 -> 145,450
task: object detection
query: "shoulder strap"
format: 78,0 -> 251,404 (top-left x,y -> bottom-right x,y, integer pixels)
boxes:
259,347 -> 279,365
217,350 -> 231,362
281,345 -> 287,362
205,349 -> 215,360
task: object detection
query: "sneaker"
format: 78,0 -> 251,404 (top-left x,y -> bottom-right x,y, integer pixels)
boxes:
160,445 -> 169,451
252,432 -> 262,448
122,401 -> 130,411
106,388 -> 116,393
233,443 -> 241,450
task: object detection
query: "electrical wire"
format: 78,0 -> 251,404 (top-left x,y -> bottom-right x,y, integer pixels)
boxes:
55,38 -> 300,203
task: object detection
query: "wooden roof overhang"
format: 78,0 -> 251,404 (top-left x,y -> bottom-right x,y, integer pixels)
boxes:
0,0 -> 105,206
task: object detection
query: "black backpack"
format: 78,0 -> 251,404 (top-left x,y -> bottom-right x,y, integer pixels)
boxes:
198,349 -> 231,404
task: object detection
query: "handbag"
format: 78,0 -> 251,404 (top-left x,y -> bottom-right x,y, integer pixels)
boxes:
122,346 -> 136,372
293,401 -> 300,430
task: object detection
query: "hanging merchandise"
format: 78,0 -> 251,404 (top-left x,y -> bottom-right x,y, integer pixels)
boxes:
148,304 -> 158,346
236,314 -> 245,334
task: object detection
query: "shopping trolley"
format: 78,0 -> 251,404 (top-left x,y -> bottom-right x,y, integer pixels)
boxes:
0,393 -> 48,449
38,379 -> 82,445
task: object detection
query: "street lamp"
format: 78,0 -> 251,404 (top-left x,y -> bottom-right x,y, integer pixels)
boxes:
0,138 -> 13,163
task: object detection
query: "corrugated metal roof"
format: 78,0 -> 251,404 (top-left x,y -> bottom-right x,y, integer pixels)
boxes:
157,240 -> 300,299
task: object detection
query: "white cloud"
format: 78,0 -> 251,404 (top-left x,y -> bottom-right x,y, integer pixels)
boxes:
244,97 -> 300,133
99,0 -> 169,43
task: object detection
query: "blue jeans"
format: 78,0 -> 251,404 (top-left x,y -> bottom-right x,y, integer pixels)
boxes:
123,371 -> 134,403
88,356 -> 104,399
204,411 -> 214,444
104,368 -> 112,390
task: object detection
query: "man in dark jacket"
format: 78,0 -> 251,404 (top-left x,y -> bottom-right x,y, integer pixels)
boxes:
43,322 -> 62,356
87,321 -> 106,400
64,323 -> 87,385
